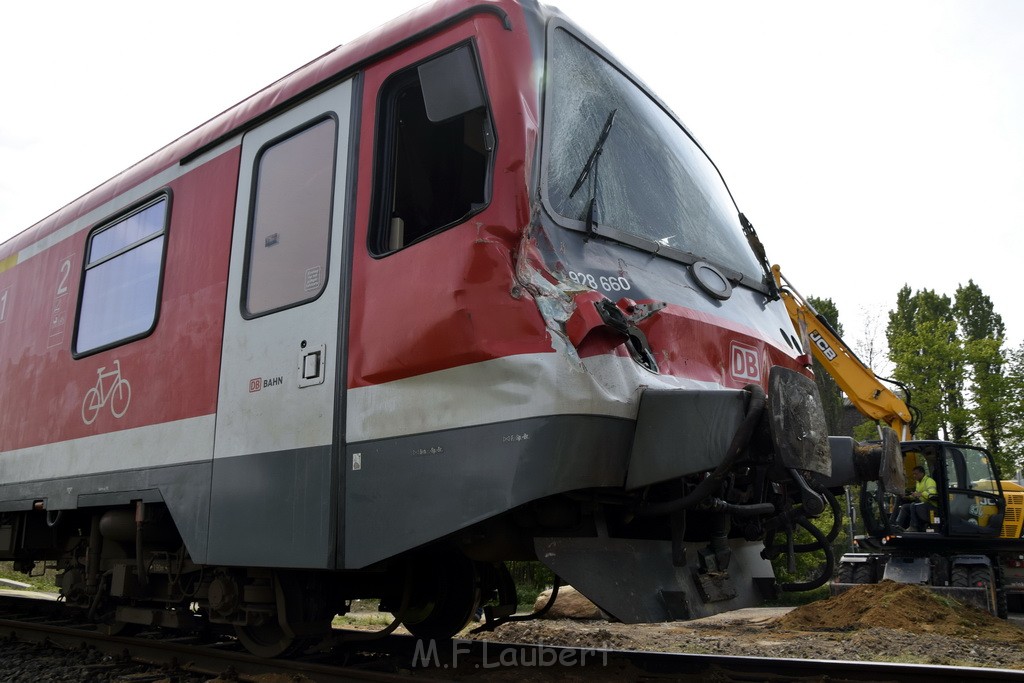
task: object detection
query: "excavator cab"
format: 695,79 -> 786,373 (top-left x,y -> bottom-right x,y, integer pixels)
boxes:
861,442 -> 1006,538
942,445 -> 1005,537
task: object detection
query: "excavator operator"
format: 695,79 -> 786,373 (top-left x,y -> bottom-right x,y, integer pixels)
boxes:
891,466 -> 938,532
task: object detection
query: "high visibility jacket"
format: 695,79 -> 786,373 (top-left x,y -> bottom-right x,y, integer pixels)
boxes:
916,475 -> 938,505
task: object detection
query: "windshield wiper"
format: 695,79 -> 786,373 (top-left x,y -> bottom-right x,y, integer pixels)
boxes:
739,212 -> 779,300
569,109 -> 617,236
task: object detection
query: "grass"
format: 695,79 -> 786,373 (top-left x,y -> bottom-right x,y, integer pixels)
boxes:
332,612 -> 394,628
0,561 -> 58,592
517,583 -> 545,611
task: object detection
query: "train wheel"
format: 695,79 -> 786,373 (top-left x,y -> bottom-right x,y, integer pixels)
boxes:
234,619 -> 302,658
402,551 -> 480,640
234,573 -> 331,658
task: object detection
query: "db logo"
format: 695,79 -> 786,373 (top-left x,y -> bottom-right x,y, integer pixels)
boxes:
730,341 -> 760,382
249,378 -> 262,393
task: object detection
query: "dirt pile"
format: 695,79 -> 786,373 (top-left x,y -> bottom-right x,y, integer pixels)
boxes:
477,588 -> 1024,669
533,586 -> 604,619
777,580 -> 1024,642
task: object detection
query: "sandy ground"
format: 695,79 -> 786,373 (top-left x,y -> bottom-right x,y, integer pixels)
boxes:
6,582 -> 1024,670
467,582 -> 1024,670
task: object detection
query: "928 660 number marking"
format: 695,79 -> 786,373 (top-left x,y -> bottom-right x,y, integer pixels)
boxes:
567,270 -> 631,293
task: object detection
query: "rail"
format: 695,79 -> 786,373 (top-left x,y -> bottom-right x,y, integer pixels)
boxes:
1,593 -> 1023,682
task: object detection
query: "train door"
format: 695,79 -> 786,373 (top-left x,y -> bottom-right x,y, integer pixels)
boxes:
208,79 -> 355,568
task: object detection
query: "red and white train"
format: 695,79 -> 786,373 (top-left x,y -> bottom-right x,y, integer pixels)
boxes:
0,0 -> 861,656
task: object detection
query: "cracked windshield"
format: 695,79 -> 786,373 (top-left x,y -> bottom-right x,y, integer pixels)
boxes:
546,27 -> 762,284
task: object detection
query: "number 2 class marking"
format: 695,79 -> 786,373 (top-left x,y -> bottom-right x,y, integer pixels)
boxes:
57,258 -> 71,295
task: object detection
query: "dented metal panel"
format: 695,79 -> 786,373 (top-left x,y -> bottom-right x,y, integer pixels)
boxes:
626,389 -> 747,490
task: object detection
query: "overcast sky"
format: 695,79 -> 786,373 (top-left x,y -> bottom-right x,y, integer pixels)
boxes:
2,1 -> 1022,357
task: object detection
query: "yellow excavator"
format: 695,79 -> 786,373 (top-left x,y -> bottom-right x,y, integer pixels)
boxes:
773,265 -> 1024,616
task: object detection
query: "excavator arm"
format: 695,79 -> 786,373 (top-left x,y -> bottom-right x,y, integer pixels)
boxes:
771,265 -> 914,440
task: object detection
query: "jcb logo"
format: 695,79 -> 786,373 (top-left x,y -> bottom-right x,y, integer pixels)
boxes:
730,341 -> 760,382
809,331 -> 838,361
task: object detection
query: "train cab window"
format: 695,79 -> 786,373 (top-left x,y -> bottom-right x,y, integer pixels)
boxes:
245,117 -> 336,316
370,44 -> 493,255
75,195 -> 168,355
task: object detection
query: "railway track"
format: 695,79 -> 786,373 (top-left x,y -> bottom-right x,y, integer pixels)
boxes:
2,594 -> 1024,682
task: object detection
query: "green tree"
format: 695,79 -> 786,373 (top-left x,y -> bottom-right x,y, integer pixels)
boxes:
853,420 -> 882,442
1003,342 -> 1024,476
954,280 -> 1005,342
886,281 -> 1016,474
964,337 -> 1009,463
807,295 -> 844,435
886,286 -> 966,441
954,281 -> 1007,460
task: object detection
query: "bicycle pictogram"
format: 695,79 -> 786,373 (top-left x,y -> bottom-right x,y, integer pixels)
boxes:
81,359 -> 132,425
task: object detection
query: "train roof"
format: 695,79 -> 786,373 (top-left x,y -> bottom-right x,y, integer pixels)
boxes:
2,0 -> 539,259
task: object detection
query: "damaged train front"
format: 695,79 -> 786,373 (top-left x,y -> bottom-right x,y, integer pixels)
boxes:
521,16 -> 864,622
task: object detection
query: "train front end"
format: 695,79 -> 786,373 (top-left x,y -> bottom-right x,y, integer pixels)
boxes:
504,8 -> 838,621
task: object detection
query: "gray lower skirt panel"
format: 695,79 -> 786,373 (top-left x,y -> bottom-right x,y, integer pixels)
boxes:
343,414 -> 634,569
207,445 -> 335,569
1,391 -> 746,573
0,461 -> 212,564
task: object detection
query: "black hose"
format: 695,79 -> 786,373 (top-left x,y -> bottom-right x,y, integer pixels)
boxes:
340,564 -> 415,641
820,486 -> 843,544
471,576 -> 563,633
779,514 -> 835,592
700,498 -> 776,517
529,576 -> 562,619
775,485 -> 843,554
635,384 -> 766,517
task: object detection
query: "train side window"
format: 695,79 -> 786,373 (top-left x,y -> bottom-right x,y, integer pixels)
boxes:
370,43 -> 494,255
75,195 -> 169,356
244,117 -> 337,317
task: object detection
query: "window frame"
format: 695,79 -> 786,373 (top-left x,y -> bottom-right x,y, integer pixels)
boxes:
72,191 -> 172,359
368,39 -> 496,258
240,113 -> 340,320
